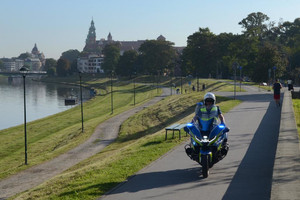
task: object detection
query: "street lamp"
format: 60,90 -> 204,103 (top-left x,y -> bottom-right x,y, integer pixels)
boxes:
20,66 -> 29,165
232,62 -> 238,100
156,74 -> 159,94
111,70 -> 114,114
181,76 -> 183,95
170,75 -> 173,96
133,71 -> 136,106
239,66 -> 243,92
273,66 -> 276,81
78,71 -> 84,132
197,72 -> 199,92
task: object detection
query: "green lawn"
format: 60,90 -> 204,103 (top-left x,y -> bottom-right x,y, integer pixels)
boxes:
10,78 -> 241,200
292,99 -> 300,138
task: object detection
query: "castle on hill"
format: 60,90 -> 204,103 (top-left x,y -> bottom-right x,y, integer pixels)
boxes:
83,19 -> 168,55
78,19 -> 184,73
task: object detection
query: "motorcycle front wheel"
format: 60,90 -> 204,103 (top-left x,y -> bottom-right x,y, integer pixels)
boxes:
201,154 -> 209,178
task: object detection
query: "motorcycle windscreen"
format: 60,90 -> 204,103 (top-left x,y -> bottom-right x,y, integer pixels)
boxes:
187,124 -> 201,138
198,118 -> 214,132
209,125 -> 223,140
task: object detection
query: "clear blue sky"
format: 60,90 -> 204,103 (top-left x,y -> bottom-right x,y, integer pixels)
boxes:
1,0 -> 299,59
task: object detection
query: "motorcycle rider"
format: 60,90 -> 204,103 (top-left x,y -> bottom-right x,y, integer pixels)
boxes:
185,92 -> 229,175
192,92 -> 225,131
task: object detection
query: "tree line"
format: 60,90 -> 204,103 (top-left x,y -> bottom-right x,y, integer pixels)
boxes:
44,12 -> 300,83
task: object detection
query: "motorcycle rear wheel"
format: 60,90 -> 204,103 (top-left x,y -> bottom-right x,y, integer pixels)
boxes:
201,155 -> 209,178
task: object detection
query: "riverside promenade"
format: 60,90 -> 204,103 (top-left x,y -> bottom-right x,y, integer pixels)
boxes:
0,86 -> 299,199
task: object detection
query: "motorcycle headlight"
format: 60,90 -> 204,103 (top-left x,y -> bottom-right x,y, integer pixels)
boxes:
186,123 -> 193,127
218,124 -> 225,128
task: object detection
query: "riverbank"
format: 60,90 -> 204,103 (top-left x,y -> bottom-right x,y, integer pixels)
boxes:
0,76 -> 161,180
0,76 -> 91,131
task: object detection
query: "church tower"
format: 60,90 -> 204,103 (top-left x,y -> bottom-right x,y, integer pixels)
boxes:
107,32 -> 112,42
84,19 -> 97,51
31,43 -> 40,55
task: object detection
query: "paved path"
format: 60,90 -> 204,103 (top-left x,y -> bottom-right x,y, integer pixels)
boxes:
0,88 -> 171,199
99,86 -> 300,200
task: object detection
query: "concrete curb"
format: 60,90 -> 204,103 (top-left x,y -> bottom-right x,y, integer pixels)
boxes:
271,90 -> 300,199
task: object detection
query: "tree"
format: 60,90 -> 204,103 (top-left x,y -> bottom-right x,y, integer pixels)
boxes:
138,40 -> 175,75
182,28 -> 217,77
116,50 -> 138,76
44,58 -> 57,76
239,12 -> 270,40
47,67 -> 56,77
44,58 -> 57,71
222,35 -> 259,79
18,52 -> 31,59
60,49 -> 80,74
102,44 -> 120,74
252,43 -> 286,82
56,58 -> 70,77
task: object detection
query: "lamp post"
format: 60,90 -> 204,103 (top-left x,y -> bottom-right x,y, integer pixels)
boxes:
79,71 -> 84,132
133,71 -> 136,106
156,74 -> 159,94
232,62 -> 238,100
111,71 -> 114,114
181,76 -> 183,95
170,76 -> 172,96
20,66 -> 29,165
197,73 -> 199,92
239,66 -> 242,92
273,66 -> 276,81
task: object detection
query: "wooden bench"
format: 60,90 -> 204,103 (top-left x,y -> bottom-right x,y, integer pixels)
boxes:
165,124 -> 187,140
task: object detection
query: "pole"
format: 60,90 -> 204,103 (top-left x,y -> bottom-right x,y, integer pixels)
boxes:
157,75 -> 159,94
133,75 -> 136,106
197,75 -> 199,92
170,76 -> 172,96
233,62 -> 237,100
240,66 -> 242,92
79,73 -> 84,132
22,74 -> 28,165
181,76 -> 183,94
111,72 -> 113,114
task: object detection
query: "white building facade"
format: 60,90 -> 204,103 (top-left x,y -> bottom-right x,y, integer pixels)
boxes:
77,54 -> 104,73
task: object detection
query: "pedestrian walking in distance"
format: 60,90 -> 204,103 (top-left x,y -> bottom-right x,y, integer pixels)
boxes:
272,79 -> 282,107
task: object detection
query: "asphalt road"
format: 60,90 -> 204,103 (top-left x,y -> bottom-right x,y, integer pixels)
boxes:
100,87 -> 282,200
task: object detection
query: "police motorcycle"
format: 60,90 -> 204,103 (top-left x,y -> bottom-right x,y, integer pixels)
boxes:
184,107 -> 229,178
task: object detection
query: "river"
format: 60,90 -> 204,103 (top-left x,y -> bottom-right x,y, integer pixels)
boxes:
0,76 -> 91,131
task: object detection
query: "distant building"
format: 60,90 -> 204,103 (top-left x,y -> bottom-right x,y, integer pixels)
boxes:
25,58 -> 42,71
79,19 -> 185,73
1,44 -> 45,72
2,58 -> 16,72
31,43 -> 45,67
83,19 -> 178,55
77,54 -> 104,73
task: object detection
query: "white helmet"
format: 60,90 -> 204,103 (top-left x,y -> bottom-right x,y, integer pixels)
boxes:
204,92 -> 216,104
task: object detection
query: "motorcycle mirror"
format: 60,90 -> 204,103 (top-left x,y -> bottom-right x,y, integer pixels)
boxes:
224,127 -> 230,133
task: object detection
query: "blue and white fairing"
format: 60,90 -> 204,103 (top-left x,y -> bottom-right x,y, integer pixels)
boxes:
185,119 -> 228,146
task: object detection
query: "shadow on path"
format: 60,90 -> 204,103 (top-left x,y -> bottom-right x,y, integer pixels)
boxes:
223,101 -> 281,200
